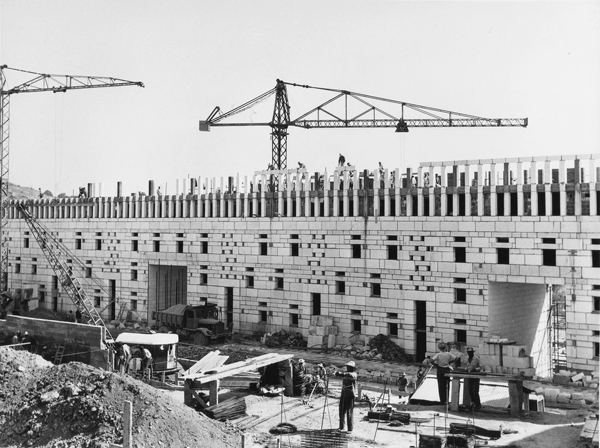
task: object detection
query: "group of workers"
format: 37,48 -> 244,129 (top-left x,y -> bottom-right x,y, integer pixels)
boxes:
424,342 -> 482,409
115,343 -> 154,380
329,343 -> 483,433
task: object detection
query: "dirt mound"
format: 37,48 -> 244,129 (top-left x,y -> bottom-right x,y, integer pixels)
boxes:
0,347 -> 241,448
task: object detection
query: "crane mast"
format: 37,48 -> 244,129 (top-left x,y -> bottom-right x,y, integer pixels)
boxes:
16,203 -> 114,344
199,79 -> 528,170
0,65 -> 143,293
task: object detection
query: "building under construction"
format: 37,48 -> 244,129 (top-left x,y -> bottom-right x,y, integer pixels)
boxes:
3,152 -> 599,377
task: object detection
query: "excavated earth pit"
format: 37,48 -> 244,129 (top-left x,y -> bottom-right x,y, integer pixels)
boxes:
0,347 -> 242,448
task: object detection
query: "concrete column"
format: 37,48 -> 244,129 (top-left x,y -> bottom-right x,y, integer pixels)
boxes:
373,169 -> 380,217
544,160 -> 551,184
261,174 -> 267,218
574,184 -> 582,216
590,184 -> 597,216
243,175 -> 249,218
477,163 -> 483,187
465,187 -> 471,217
477,186 -> 484,216
559,160 -> 566,184
439,187 -> 446,216
517,185 -> 524,216
504,189 -> 510,216
406,191 -> 413,217
490,186 -> 497,217
210,178 -> 216,218
277,173 -> 284,217
395,169 -> 401,216
490,163 -> 496,187
384,169 -> 390,217
517,162 -> 523,185
235,174 -> 241,218
589,157 -> 596,183
322,169 -> 329,217
304,177 -> 311,217
560,184 -> 567,216
333,171 -> 340,217
453,190 -> 459,216
343,171 -> 350,217
531,184 -> 538,216
286,173 -> 293,217
429,186 -> 436,216
417,185 -> 424,216
295,175 -> 302,217
353,172 -> 359,217
464,164 -> 470,188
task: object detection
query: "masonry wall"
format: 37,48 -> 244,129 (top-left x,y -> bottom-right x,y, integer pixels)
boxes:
4,315 -> 107,368
6,212 -> 599,374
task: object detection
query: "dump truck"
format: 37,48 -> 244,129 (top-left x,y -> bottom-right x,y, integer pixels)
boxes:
152,303 -> 227,346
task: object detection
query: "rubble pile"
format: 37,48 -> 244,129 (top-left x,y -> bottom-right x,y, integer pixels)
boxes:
263,329 -> 306,348
0,347 -> 241,448
366,334 -> 413,363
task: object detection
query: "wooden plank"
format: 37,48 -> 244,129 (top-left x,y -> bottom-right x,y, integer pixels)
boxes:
123,401 -> 132,448
450,377 -> 461,411
209,380 -> 220,406
184,351 -> 226,375
184,353 -> 294,384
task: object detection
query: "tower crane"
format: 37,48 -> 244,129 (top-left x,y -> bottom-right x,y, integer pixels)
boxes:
0,65 -> 144,293
199,79 -> 528,170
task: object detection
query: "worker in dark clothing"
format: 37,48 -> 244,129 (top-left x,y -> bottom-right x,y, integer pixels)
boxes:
141,346 -> 153,380
335,360 -> 358,432
431,342 -> 456,405
463,346 -> 482,410
338,153 -> 346,167
75,309 -> 82,323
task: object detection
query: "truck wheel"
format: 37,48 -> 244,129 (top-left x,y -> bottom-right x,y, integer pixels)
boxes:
194,333 -> 208,346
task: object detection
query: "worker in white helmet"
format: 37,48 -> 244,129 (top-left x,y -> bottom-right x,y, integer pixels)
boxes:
334,360 -> 358,432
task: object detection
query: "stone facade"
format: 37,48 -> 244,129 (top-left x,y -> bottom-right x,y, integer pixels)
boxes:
4,154 -> 600,375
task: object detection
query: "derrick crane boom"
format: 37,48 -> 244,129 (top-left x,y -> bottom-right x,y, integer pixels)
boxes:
199,79 -> 528,170
16,203 -> 114,344
0,65 -> 143,293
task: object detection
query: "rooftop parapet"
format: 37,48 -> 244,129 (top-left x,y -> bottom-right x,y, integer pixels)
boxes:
7,154 -> 599,220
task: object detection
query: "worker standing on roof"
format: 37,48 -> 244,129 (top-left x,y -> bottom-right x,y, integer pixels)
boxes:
431,342 -> 457,405
338,153 -> 346,167
75,309 -> 82,323
335,360 -> 357,432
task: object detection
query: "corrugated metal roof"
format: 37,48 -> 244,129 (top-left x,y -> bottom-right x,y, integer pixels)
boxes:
115,332 -> 179,345
410,374 -> 510,408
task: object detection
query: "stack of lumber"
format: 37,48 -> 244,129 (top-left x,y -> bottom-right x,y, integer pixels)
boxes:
202,397 -> 247,421
183,350 -> 229,376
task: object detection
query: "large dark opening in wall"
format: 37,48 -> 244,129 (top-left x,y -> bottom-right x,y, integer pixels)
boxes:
226,287 -> 234,330
312,293 -> 321,316
415,300 -> 427,362
148,264 -> 188,322
458,193 -> 465,216
552,192 -> 561,216
109,279 -> 116,322
510,192 -> 518,216
497,193 -> 505,216
488,282 -> 551,377
423,195 -> 430,216
538,192 -> 546,216
412,195 -> 418,216
446,194 -> 453,216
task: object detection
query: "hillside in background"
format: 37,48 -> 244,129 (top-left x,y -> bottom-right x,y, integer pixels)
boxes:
7,182 -> 54,200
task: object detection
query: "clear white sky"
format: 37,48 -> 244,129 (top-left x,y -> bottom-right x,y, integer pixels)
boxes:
1,0 -> 599,196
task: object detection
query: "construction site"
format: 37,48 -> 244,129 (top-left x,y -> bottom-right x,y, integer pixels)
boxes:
1,67 -> 599,448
